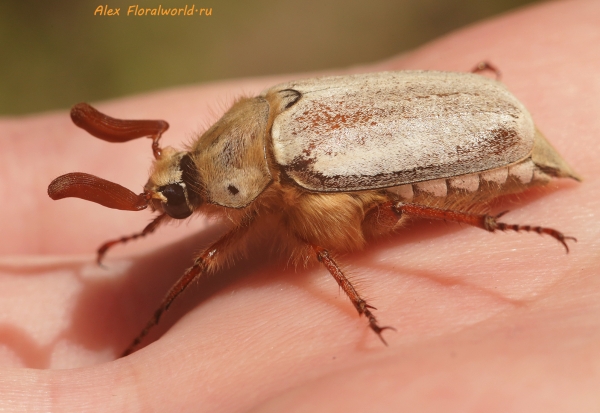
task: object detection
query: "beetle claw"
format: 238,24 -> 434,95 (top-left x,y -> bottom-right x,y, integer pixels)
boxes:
371,324 -> 396,346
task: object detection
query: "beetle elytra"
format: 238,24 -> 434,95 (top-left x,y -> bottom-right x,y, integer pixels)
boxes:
48,69 -> 580,356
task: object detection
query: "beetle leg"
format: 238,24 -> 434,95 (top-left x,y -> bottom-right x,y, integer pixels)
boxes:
121,215 -> 255,357
312,245 -> 395,345
97,213 -> 168,265
471,61 -> 502,80
391,202 -> 576,253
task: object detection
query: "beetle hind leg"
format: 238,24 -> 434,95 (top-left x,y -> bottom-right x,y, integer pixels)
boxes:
312,245 -> 395,345
484,210 -> 577,253
390,202 -> 576,253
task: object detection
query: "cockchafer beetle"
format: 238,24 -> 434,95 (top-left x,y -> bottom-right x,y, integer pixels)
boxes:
48,67 -> 580,356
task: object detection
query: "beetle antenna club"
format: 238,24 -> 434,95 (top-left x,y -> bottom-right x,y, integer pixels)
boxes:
70,102 -> 169,159
48,69 -> 579,356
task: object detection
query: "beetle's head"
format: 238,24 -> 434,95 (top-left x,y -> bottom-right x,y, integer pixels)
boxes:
47,103 -> 203,220
47,146 -> 203,220
144,147 -> 202,219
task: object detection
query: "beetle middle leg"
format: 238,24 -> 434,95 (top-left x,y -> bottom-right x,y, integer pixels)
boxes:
312,245 -> 395,345
383,201 -> 576,252
121,214 -> 256,357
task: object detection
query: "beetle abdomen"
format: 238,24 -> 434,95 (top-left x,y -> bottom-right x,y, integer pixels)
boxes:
385,125 -> 580,205
387,157 -> 544,204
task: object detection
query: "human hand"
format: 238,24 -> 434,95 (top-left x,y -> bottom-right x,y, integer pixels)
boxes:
0,1 -> 598,411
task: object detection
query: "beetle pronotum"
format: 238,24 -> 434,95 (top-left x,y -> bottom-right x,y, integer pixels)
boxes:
48,68 -> 580,356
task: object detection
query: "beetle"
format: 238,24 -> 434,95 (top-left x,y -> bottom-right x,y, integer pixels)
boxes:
48,68 -> 580,356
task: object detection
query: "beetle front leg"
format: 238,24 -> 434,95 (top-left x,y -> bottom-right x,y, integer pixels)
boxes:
312,245 -> 395,345
121,216 -> 256,357
388,201 -> 576,252
97,213 -> 167,265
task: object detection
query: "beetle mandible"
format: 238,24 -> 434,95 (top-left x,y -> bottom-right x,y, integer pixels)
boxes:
48,68 -> 580,356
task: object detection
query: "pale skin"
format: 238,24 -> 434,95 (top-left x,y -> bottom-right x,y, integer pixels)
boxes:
0,0 -> 599,411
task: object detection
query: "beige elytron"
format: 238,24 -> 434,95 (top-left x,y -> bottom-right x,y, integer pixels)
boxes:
265,71 -> 569,191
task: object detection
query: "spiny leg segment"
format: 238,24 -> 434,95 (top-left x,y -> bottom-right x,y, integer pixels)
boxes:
122,258 -> 203,357
312,245 -> 395,345
388,201 -> 576,252
121,216 -> 255,357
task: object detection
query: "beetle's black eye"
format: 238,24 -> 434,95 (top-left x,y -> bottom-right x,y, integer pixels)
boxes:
160,183 -> 192,219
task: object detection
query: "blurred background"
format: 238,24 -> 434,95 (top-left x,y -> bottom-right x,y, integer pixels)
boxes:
1,0 -> 537,115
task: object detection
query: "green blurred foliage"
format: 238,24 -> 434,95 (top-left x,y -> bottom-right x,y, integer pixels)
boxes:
0,0 -> 535,115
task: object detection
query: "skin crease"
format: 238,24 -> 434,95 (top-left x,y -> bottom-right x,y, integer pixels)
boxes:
0,0 -> 599,411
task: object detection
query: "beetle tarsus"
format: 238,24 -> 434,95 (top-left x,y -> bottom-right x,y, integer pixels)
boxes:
362,304 -> 396,346
394,202 -> 575,253
121,259 -> 204,357
312,245 -> 394,345
96,214 -> 167,265
121,307 -> 168,356
492,219 -> 576,253
481,210 -> 576,253
120,216 -> 256,356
